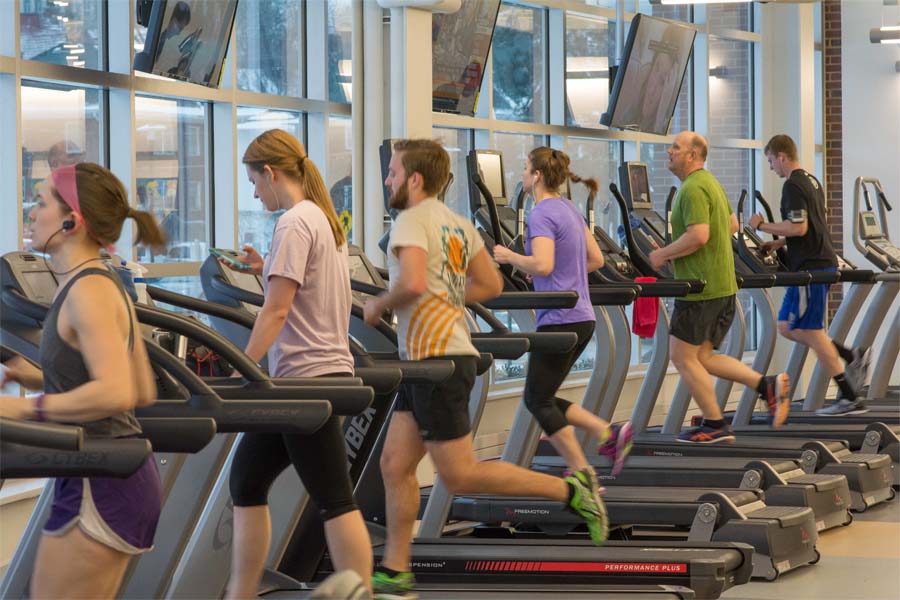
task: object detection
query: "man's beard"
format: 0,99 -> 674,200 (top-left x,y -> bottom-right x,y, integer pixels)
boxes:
389,179 -> 410,210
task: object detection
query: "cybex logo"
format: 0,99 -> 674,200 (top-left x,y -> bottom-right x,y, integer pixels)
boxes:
212,498 -> 234,552
834,492 -> 844,506
800,527 -> 809,543
345,407 -> 376,463
27,452 -> 106,466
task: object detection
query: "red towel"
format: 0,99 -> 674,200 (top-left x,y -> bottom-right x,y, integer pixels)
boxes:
632,276 -> 659,338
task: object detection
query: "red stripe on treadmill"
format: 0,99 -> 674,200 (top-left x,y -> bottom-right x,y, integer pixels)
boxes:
537,562 -> 688,573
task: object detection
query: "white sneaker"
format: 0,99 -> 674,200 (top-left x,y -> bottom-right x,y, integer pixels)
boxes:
815,398 -> 869,416
312,570 -> 370,600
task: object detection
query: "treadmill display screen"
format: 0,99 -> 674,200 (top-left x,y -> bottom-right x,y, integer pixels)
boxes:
349,254 -> 380,305
22,271 -> 58,303
226,269 -> 262,315
628,164 -> 651,207
349,255 -> 375,286
229,269 -> 263,294
477,152 -> 505,199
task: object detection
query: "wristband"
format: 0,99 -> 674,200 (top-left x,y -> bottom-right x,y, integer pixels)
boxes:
33,393 -> 47,422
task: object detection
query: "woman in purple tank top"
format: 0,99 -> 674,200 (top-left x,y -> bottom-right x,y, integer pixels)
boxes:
0,163 -> 166,598
493,147 -> 635,486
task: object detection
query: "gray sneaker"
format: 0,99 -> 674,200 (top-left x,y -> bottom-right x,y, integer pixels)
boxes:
815,398 -> 869,416
846,346 -> 872,392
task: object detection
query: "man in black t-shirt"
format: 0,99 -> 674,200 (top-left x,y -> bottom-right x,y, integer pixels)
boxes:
750,134 -> 870,416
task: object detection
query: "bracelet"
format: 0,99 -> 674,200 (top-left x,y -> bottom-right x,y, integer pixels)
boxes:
33,393 -> 47,422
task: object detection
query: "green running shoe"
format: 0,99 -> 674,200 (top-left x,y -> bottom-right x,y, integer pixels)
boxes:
372,569 -> 416,600
565,467 -> 609,546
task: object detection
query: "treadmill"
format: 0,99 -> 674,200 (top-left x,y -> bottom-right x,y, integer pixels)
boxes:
702,191 -> 900,486
0,253 -> 376,600
529,191 -> 854,533
739,188 -> 899,422
198,238 -> 755,599
453,151 -> 832,581
591,168 -> 893,512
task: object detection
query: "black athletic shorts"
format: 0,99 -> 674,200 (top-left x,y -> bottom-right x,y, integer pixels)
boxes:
394,355 -> 477,442
670,295 -> 736,348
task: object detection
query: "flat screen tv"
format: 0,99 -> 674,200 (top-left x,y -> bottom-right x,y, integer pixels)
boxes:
432,0 -> 501,116
601,14 -> 695,135
134,0 -> 239,88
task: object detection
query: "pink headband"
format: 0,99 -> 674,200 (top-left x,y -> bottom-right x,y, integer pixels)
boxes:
50,165 -> 115,253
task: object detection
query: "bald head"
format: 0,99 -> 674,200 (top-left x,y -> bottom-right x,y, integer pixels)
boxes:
677,131 -> 708,162
667,131 -> 708,181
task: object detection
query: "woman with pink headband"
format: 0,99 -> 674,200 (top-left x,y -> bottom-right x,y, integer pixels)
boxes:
1,163 -> 167,598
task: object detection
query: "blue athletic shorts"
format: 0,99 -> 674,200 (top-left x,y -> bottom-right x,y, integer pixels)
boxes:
777,268 -> 836,330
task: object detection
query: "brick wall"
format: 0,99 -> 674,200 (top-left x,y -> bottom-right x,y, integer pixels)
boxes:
823,0 -> 843,315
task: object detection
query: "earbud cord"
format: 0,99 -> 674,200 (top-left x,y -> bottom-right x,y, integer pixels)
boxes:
40,227 -> 104,276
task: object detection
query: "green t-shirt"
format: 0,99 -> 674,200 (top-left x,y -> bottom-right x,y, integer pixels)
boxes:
670,169 -> 738,301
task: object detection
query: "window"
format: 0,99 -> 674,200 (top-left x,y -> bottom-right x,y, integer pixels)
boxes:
20,0 -> 103,70
433,127 -> 472,219
144,276 -> 211,326
642,143 -> 681,218
235,0 -> 303,96
492,2 -> 546,123
705,147 -> 752,208
565,13 -> 613,129
567,138 -> 619,233
327,115 -> 354,242
493,132 -> 544,205
670,59 -> 692,135
708,38 -> 753,139
638,1 -> 691,22
21,83 -> 103,249
236,107 -> 303,256
135,96 -> 209,264
328,0 -> 353,103
708,3 -> 752,32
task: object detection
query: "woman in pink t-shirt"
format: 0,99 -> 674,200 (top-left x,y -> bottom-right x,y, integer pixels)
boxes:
218,129 -> 371,598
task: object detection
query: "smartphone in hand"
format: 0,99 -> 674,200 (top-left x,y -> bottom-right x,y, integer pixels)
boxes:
209,248 -> 253,271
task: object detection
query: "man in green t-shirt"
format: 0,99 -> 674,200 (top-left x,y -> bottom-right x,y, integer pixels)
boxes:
648,131 -> 791,443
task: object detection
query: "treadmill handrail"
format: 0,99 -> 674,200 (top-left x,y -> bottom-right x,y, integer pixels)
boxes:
609,184 -> 706,293
137,417 -> 216,454
481,291 -> 578,310
772,272 -> 813,286
2,287 -> 50,322
209,274 -> 265,306
146,285 -> 256,330
807,270 -> 841,284
134,303 -> 271,384
587,286 -> 638,306
473,331 -> 573,354
838,269 -> 876,283
470,336 -> 531,359
350,304 -> 398,344
736,274 -> 776,289
1,437 -> 152,479
0,418 -> 83,451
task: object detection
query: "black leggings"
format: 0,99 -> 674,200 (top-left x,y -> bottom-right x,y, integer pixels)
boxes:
229,373 -> 358,522
523,320 -> 595,436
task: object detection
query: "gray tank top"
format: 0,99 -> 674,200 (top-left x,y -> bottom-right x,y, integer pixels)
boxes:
40,267 -> 142,438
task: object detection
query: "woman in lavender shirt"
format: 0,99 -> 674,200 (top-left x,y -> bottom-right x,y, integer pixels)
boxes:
493,147 -> 634,484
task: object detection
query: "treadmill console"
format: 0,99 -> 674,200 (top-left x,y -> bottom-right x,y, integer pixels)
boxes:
594,227 -> 638,278
859,212 -> 881,240
740,230 -> 779,269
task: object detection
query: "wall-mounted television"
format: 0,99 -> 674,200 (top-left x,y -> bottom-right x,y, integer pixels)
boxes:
601,14 -> 695,135
432,0 -> 501,116
134,0 -> 239,88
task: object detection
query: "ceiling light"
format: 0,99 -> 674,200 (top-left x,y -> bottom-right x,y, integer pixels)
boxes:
870,25 -> 900,44
650,0 -> 750,5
